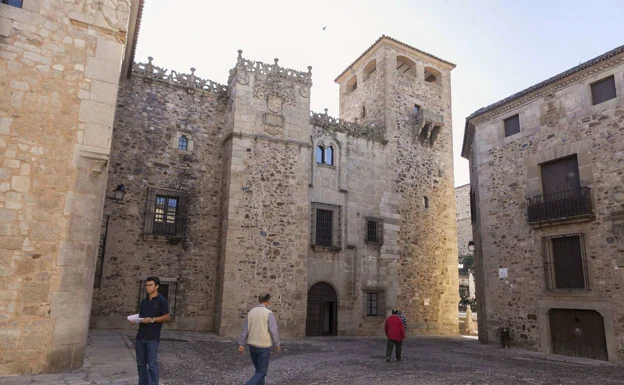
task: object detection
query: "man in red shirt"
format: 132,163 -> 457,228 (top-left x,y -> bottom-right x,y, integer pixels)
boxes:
384,308 -> 406,362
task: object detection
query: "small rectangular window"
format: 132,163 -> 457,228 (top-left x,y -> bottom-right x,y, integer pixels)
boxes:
591,75 -> 616,105
1,0 -> 23,8
366,219 -> 382,244
364,291 -> 384,316
504,114 -> 520,137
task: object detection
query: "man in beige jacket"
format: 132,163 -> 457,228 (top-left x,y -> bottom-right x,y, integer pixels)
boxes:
238,293 -> 281,385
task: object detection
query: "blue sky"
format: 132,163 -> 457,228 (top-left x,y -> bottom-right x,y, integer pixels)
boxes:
135,0 -> 624,187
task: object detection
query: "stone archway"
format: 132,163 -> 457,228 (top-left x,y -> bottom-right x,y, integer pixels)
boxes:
306,282 -> 338,336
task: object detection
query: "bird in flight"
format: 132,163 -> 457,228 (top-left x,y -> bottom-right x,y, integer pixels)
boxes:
323,26 -> 327,30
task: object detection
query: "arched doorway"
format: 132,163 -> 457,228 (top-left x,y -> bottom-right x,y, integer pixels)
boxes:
306,282 -> 338,336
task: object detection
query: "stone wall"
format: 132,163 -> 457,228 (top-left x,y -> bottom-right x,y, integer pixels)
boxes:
0,0 -> 131,375
214,56 -> 312,338
466,54 -> 624,360
336,39 -> 459,335
455,184 -> 471,257
90,73 -> 227,331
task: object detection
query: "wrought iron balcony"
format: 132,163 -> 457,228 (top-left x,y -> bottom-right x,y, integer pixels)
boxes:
527,187 -> 593,225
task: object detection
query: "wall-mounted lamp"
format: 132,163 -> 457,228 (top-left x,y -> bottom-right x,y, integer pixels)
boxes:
468,241 -> 477,253
106,184 -> 126,202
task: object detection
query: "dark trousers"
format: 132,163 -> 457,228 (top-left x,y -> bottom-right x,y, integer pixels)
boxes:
136,340 -> 160,385
245,345 -> 271,385
386,339 -> 402,361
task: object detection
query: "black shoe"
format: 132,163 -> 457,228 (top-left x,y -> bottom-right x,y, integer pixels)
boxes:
386,358 -> 390,362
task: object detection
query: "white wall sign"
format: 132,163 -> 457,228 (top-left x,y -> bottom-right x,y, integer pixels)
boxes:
499,268 -> 508,279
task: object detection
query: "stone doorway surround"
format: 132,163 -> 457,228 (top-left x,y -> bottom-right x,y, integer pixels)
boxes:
537,299 -> 618,362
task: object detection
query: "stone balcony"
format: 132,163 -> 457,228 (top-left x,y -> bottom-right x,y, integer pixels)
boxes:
411,109 -> 444,147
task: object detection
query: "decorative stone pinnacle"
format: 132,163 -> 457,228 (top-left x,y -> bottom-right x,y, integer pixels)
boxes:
274,58 -> 279,64
190,68 -> 196,73
148,56 -> 153,62
324,108 -> 329,114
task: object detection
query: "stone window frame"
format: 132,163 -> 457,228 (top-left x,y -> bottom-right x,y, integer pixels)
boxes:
365,217 -> 383,245
526,140 -> 593,201
503,114 -> 521,138
541,233 -> 590,291
363,289 -> 385,317
590,75 -> 617,106
310,202 -> 342,251
143,187 -> 189,241
316,145 -> 334,166
363,59 -> 377,82
137,278 -> 178,317
537,299 -> 618,362
172,131 -> 194,152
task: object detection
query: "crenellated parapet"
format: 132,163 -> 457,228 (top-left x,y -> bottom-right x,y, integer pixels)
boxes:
310,109 -> 387,144
132,57 -> 228,95
229,50 -> 313,89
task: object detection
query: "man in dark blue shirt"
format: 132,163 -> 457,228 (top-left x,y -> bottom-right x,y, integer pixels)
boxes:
129,276 -> 170,385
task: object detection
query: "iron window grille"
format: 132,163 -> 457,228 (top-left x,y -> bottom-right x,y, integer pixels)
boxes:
178,135 -> 188,151
144,188 -> 188,238
542,234 -> 590,291
1,0 -> 23,8
504,114 -> 520,137
138,280 -> 177,316
311,203 -> 341,249
365,218 -> 383,244
364,291 -> 385,317
591,75 -> 616,105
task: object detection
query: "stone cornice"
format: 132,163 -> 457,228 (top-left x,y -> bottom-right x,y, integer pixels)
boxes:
310,109 -> 387,144
469,53 -> 624,126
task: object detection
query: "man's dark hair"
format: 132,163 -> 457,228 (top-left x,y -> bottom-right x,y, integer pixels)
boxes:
258,293 -> 271,303
392,308 -> 398,315
146,276 -> 160,287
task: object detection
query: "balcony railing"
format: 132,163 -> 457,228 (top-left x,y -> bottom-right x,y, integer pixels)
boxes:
527,187 -> 592,224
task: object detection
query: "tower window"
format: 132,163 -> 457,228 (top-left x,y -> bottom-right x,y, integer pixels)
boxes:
178,135 -> 189,151
424,67 -> 441,85
423,196 -> 429,208
396,56 -> 417,77
361,106 -> 366,118
346,76 -> 358,94
363,59 -> 377,81
591,75 -> 616,105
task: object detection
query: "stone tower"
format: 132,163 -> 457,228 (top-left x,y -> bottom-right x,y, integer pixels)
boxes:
335,36 -> 459,334
213,52 -> 313,338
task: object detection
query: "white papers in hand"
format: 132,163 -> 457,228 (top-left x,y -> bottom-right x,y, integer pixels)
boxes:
127,314 -> 144,323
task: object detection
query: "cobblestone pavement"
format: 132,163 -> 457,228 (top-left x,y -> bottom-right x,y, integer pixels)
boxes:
3,331 -> 624,385
157,334 -> 624,385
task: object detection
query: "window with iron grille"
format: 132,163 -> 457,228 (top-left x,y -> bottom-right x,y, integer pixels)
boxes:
311,203 -> 341,249
138,280 -> 177,316
591,75 -> 616,105
364,291 -> 385,316
504,114 -> 520,137
365,218 -> 383,244
144,188 -> 188,238
1,0 -> 22,8
542,234 -> 589,290
178,135 -> 188,151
